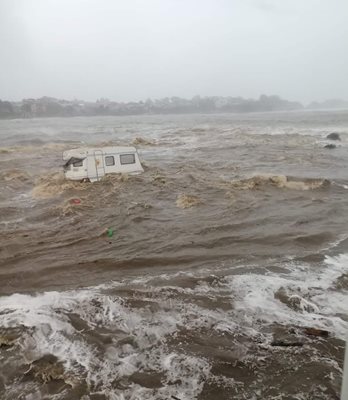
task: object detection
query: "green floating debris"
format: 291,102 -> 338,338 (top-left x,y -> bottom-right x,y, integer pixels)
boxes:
107,228 -> 114,238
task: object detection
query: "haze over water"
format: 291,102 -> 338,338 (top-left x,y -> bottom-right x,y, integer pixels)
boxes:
0,111 -> 347,399
2,0 -> 348,102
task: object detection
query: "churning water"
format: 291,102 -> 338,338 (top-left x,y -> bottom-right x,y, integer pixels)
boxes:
0,111 -> 348,399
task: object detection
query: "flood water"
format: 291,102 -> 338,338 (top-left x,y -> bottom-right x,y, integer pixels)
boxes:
0,111 -> 348,399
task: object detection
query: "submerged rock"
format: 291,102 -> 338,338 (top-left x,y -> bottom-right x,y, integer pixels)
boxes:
271,340 -> 304,347
303,327 -> 329,338
326,132 -> 341,141
324,144 -> 336,149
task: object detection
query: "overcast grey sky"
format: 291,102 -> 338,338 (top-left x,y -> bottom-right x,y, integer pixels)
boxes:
1,0 -> 347,103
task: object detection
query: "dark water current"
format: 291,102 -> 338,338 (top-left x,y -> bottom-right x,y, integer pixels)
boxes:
0,111 -> 348,399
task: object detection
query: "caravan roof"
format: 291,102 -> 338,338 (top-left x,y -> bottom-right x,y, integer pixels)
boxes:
62,146 -> 137,161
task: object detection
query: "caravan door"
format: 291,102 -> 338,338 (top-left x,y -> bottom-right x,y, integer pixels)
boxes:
93,150 -> 105,181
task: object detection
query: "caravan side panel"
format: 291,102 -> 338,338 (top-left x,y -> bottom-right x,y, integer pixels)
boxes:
103,151 -> 143,174
86,150 -> 106,182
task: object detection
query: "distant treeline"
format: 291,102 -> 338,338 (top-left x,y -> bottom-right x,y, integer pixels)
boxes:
0,95 -> 347,119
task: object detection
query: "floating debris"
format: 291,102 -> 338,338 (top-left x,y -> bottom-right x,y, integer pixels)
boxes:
107,227 -> 114,238
303,327 -> 329,338
70,198 -> 81,205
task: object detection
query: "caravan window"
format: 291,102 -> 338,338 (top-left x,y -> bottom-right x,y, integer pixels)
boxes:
105,156 -> 115,166
120,154 -> 135,165
73,160 -> 83,167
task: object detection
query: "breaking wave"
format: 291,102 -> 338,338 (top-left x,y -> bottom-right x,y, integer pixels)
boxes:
229,174 -> 330,191
0,253 -> 346,399
31,173 -> 88,199
0,169 -> 32,183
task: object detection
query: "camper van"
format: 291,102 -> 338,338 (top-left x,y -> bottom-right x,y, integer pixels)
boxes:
63,146 -> 144,182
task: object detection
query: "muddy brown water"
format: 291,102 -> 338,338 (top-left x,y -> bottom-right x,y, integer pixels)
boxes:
0,111 -> 348,399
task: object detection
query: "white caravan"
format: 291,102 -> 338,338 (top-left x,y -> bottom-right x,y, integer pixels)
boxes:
63,146 -> 144,182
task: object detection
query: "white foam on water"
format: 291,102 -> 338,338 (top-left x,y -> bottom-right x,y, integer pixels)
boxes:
0,253 -> 347,399
227,254 -> 348,339
0,285 -> 209,399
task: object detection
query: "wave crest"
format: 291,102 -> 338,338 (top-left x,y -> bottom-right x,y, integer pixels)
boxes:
229,174 -> 329,191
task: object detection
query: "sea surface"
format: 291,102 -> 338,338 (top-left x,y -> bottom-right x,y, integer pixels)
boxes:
0,111 -> 348,399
